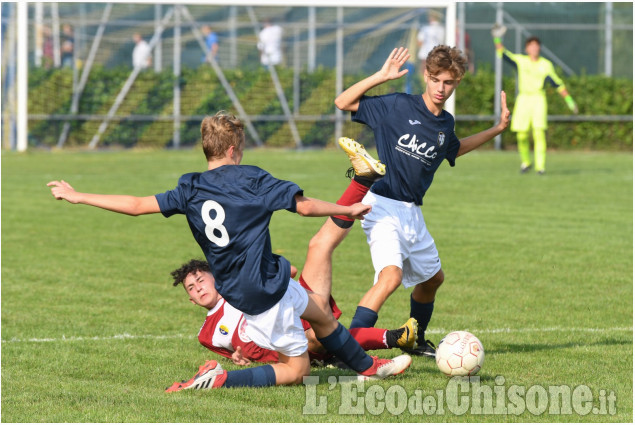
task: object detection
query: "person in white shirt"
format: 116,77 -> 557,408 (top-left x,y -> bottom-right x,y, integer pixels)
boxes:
257,20 -> 283,66
417,10 -> 445,73
132,33 -> 152,70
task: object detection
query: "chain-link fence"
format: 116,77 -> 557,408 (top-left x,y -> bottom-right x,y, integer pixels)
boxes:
2,2 -> 632,150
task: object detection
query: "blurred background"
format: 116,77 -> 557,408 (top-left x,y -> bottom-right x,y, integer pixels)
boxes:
2,2 -> 633,150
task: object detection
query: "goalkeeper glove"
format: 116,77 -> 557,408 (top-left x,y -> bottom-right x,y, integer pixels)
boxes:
565,95 -> 579,114
491,24 -> 507,39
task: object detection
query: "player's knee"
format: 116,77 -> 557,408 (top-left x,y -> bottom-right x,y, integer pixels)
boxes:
307,291 -> 331,314
433,269 -> 445,286
292,363 -> 311,384
306,310 -> 338,337
377,266 -> 403,290
305,329 -> 326,354
429,269 -> 444,288
414,270 -> 444,296
279,354 -> 312,385
307,231 -> 335,256
307,233 -> 321,253
318,311 -> 339,329
379,266 -> 403,284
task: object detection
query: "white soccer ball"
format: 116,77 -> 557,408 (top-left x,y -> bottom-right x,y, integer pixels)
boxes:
435,331 -> 484,376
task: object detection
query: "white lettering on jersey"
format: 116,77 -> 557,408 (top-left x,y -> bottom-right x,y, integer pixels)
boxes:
397,134 -> 438,159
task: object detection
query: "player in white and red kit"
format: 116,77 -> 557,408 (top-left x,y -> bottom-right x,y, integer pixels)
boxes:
172,259 -> 417,367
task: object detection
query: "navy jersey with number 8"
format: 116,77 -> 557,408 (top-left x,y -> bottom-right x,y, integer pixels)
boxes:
156,164 -> 303,315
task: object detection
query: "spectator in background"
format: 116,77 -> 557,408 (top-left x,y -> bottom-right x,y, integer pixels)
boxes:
257,19 -> 283,67
201,25 -> 219,64
132,32 -> 152,70
417,10 -> 445,74
41,25 -> 54,69
61,24 -> 74,68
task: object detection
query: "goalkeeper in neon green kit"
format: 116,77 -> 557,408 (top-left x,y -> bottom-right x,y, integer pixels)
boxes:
492,24 -> 578,174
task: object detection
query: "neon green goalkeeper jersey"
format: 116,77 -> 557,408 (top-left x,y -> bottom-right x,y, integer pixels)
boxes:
499,48 -> 567,131
500,48 -> 565,94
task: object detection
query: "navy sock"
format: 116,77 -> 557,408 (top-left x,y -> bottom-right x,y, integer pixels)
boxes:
349,306 -> 378,329
353,174 -> 376,188
330,216 -> 354,229
410,295 -> 434,341
318,323 -> 373,373
225,364 -> 276,388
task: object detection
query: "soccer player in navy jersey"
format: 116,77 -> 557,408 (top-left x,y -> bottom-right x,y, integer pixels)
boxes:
47,112 -> 412,391
335,46 -> 510,357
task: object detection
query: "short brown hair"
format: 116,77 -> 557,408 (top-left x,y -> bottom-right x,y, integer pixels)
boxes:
425,45 -> 467,80
525,36 -> 541,46
200,111 -> 245,161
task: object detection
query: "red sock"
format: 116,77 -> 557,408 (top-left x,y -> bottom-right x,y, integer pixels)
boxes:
349,327 -> 389,350
332,180 -> 371,222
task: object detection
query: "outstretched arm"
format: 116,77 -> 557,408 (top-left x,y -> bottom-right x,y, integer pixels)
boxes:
334,47 -> 410,112
457,91 -> 510,157
295,195 -> 370,220
47,180 -> 160,216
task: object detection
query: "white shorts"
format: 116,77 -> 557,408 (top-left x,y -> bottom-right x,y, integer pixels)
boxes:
243,278 -> 309,357
361,191 -> 442,288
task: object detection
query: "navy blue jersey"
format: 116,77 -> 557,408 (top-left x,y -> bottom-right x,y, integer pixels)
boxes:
155,165 -> 303,315
352,93 -> 460,205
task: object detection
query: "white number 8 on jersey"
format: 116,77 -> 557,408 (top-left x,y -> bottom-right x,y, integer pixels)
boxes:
202,200 -> 230,247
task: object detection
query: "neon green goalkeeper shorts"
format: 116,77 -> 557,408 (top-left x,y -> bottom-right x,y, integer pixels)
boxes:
511,93 -> 548,132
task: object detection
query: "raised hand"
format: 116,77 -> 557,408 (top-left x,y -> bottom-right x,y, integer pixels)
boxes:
491,24 -> 507,38
378,47 -> 410,81
498,91 -> 511,131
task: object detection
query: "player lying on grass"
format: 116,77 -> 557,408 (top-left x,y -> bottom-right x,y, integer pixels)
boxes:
168,259 -> 417,369
48,111 -> 412,390
334,46 -> 510,358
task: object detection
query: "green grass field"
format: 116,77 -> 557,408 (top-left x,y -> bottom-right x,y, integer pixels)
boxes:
2,148 -> 632,422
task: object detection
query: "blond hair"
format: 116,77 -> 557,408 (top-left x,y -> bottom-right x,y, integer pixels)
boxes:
426,45 -> 467,80
200,111 -> 244,160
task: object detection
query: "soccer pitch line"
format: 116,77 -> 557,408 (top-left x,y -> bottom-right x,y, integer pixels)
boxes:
1,333 -> 196,344
426,326 -> 634,335
2,326 -> 632,344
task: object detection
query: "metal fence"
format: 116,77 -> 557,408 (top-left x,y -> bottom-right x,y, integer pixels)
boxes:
2,2 -> 632,150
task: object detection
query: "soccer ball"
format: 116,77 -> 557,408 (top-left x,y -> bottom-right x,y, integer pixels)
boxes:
435,331 -> 484,376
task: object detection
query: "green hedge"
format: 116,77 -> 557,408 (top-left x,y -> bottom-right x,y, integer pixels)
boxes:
27,66 -> 632,150
455,67 -> 633,151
